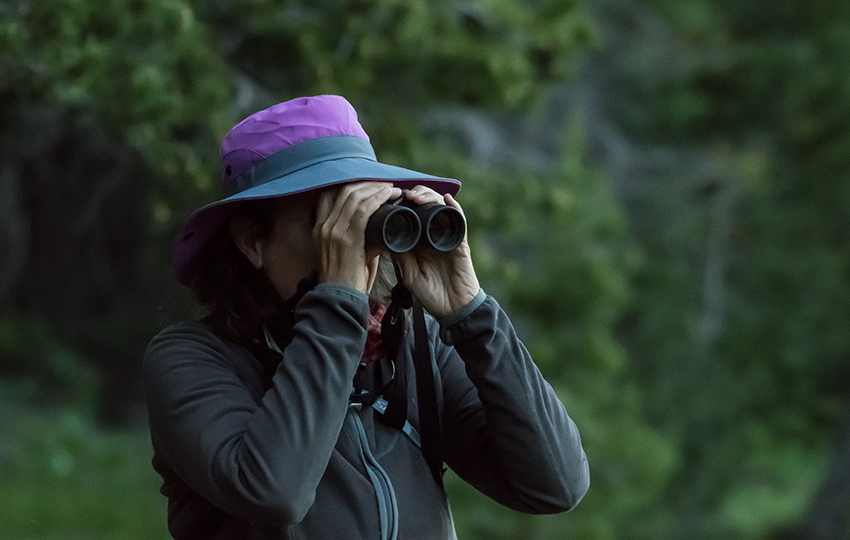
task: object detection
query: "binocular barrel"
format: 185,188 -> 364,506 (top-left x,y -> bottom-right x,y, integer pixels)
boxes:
365,201 -> 465,254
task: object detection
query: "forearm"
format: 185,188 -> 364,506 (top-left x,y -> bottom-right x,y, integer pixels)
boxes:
440,295 -> 589,512
145,284 -> 368,524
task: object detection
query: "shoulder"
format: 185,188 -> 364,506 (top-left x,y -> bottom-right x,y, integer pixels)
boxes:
143,320 -> 271,410
144,320 -> 257,377
147,320 -> 227,354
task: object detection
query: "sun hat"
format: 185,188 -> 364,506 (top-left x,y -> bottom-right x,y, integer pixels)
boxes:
173,95 -> 461,286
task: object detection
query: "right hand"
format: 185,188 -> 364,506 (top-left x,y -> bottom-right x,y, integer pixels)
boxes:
396,187 -> 480,318
314,182 -> 402,294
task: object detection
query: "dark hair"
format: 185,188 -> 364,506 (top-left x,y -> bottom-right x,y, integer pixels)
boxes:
188,199 -> 283,344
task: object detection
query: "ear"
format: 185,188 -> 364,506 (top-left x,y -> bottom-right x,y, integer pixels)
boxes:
230,215 -> 265,269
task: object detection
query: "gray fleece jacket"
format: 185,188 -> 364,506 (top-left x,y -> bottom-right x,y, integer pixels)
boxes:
144,284 -> 589,539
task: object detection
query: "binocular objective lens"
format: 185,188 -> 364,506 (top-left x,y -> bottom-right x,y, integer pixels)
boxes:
384,211 -> 416,250
428,211 -> 455,244
365,200 -> 463,253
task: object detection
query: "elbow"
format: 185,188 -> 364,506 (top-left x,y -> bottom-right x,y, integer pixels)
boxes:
215,465 -> 318,526
547,437 -> 591,512
527,455 -> 590,514
252,495 -> 313,525
231,479 -> 316,526
560,461 -> 590,512
554,454 -> 590,512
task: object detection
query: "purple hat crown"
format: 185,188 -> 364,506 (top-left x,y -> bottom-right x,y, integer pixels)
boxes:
220,95 -> 370,191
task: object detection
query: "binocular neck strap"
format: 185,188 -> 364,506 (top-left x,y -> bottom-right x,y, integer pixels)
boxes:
380,259 -> 445,488
412,299 -> 446,487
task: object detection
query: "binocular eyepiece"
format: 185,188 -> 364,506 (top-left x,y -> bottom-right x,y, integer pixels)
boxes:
365,198 -> 465,254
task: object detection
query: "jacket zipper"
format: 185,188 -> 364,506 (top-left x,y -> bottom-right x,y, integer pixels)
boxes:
348,409 -> 399,540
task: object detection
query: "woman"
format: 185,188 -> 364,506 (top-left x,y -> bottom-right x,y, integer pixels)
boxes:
144,95 -> 589,539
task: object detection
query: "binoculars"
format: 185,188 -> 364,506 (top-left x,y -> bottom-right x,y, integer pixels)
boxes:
365,199 -> 465,253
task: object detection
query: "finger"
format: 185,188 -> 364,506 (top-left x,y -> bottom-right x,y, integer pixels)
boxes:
334,182 -> 399,216
332,182 -> 399,231
443,192 -> 465,217
406,185 -> 445,206
313,188 -> 338,241
322,183 -> 378,233
315,188 -> 337,225
320,183 -> 400,249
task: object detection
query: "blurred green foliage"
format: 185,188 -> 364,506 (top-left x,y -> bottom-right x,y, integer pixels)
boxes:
0,317 -> 100,410
604,1 -> 850,537
0,0 -> 232,196
0,382 -> 168,539
1,0 -> 849,539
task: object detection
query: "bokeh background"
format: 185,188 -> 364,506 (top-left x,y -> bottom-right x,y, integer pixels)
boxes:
1,0 -> 849,539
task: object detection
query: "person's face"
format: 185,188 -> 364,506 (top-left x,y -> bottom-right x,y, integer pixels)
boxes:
231,191 -> 321,301
258,192 -> 322,301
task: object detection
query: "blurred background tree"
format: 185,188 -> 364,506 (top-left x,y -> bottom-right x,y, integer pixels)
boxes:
590,1 -> 850,537
1,0 -> 848,539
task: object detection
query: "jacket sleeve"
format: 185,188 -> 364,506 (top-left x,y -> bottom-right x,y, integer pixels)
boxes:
436,293 -> 590,513
144,284 -> 368,525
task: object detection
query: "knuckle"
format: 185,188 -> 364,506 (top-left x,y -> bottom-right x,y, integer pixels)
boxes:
319,222 -> 337,241
339,183 -> 358,197
330,223 -> 352,243
326,225 -> 343,242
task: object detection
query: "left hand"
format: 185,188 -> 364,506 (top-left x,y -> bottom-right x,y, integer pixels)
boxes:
397,186 -> 480,318
314,182 -> 402,294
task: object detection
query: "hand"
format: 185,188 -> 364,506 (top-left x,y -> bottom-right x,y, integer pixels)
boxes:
314,182 -> 402,293
398,186 -> 480,318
